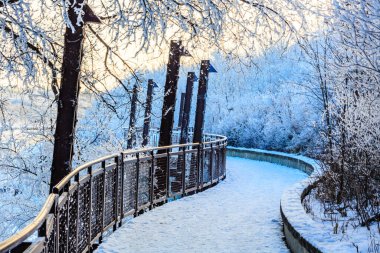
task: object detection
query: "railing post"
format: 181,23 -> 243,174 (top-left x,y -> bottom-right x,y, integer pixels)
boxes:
99,161 -> 106,243
217,143 -> 220,183
223,145 -> 227,178
75,174 -> 80,252
87,166 -> 93,250
209,143 -> 214,185
54,195 -> 59,253
113,156 -> 120,231
166,149 -> 170,200
199,143 -> 204,190
119,154 -> 125,227
149,151 -> 155,210
65,184 -> 70,252
196,145 -> 201,192
181,147 -> 186,196
134,153 -> 140,217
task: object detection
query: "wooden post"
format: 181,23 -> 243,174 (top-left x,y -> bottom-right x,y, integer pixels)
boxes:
177,92 -> 186,128
127,83 -> 139,149
50,2 -> 100,192
193,60 -> 213,144
119,155 -> 125,227
158,40 -> 189,148
180,72 -> 196,191
180,72 -> 195,145
134,153 -> 140,217
87,166 -> 93,248
142,79 -> 154,147
155,40 -> 190,200
113,156 -> 119,231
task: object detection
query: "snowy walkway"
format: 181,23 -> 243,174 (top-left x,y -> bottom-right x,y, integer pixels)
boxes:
97,157 -> 306,253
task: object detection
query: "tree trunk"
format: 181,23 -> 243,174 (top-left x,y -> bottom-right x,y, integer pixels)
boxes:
180,73 -> 195,145
193,60 -> 210,144
156,41 -> 184,200
158,41 -> 183,148
180,73 -> 196,190
177,92 -> 186,128
127,83 -> 139,149
50,2 -> 86,193
142,79 -> 154,147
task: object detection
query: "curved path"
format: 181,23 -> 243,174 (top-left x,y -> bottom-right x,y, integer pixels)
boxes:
97,157 -> 306,253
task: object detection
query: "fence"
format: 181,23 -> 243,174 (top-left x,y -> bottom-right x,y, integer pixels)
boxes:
127,127 -> 195,148
0,132 -> 227,253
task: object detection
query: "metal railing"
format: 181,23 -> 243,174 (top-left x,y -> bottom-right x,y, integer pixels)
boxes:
0,132 -> 227,253
128,127 -> 195,148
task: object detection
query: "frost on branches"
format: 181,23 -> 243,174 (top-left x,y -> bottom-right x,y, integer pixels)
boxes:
0,0 -> 313,242
304,0 -> 380,250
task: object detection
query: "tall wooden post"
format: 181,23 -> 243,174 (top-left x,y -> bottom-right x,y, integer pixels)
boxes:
176,73 -> 196,193
158,40 -> 190,147
193,60 -> 210,144
155,40 -> 190,200
142,79 -> 154,147
50,3 -> 100,192
127,83 -> 139,149
177,93 -> 186,128
180,73 -> 195,144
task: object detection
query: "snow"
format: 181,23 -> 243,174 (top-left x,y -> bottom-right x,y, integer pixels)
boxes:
96,156 -> 306,253
278,151 -> 378,252
281,179 -> 362,252
304,190 -> 380,252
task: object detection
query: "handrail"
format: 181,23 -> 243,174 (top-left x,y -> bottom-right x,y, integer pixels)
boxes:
0,132 -> 227,253
54,153 -> 119,192
0,194 -> 57,252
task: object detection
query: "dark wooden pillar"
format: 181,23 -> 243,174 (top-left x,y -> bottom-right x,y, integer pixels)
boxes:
155,40 -> 190,200
180,72 -> 195,144
127,83 -> 139,149
193,60 -> 210,144
176,73 -> 196,193
177,92 -> 186,128
50,3 -> 100,192
142,79 -> 154,147
158,40 -> 189,148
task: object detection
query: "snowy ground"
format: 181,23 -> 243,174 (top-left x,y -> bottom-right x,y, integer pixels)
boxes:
303,188 -> 380,252
97,156 -> 306,253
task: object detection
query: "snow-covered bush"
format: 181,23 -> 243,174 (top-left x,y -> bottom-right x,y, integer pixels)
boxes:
203,49 -> 322,154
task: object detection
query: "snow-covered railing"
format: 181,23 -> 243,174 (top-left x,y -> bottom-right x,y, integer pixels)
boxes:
0,133 -> 227,253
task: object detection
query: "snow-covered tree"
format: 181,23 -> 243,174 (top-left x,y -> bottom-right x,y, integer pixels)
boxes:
308,0 -> 380,241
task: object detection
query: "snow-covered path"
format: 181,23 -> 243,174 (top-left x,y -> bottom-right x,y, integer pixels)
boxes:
97,157 -> 307,253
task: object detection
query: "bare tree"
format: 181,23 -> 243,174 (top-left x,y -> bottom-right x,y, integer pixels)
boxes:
309,0 -> 380,240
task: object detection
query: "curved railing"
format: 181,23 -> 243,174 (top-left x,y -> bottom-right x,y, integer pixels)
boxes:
0,132 -> 227,253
